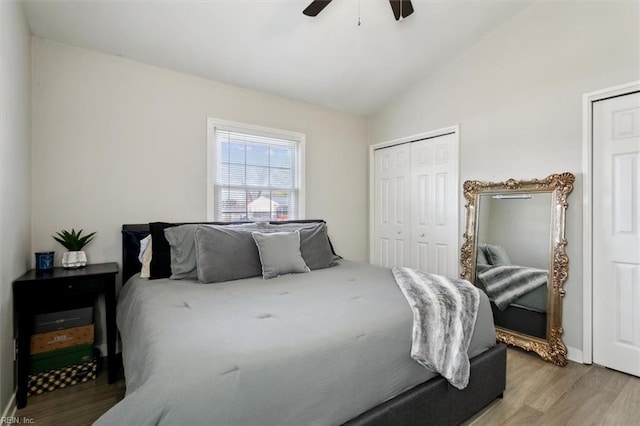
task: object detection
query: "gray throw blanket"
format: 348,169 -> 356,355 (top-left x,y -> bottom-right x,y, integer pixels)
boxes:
477,264 -> 547,310
391,267 -> 480,390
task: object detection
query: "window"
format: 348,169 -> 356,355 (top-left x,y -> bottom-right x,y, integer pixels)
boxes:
207,118 -> 305,222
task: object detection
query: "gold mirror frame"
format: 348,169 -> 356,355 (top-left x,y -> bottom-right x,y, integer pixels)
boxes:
460,172 -> 574,366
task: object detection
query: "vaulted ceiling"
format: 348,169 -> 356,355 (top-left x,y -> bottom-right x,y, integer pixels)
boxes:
23,0 -> 535,116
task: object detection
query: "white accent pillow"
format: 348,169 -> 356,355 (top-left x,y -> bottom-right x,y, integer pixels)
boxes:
252,231 -> 310,279
139,235 -> 152,279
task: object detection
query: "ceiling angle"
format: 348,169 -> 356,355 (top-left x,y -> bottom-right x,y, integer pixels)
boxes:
303,0 -> 414,21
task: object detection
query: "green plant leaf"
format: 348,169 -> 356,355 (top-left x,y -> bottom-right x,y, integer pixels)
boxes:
53,229 -> 97,251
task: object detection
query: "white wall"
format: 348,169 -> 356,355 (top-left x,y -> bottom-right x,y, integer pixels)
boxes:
31,37 -> 369,272
369,1 -> 640,354
0,0 -> 32,413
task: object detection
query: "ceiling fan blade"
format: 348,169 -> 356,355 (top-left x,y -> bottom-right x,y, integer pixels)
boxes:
389,0 -> 414,21
303,0 -> 333,17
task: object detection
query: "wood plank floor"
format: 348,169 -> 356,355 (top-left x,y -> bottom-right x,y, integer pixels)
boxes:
14,371 -> 125,425
15,348 -> 640,425
464,348 -> 640,426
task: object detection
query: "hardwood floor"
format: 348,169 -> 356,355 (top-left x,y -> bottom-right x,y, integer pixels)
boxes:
14,370 -> 125,426
464,348 -> 640,426
14,348 -> 640,425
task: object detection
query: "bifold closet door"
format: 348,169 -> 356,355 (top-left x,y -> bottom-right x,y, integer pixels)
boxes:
373,143 -> 411,268
373,132 -> 458,273
410,134 -> 458,277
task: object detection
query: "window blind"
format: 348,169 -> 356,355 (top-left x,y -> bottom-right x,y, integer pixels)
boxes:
213,128 -> 300,222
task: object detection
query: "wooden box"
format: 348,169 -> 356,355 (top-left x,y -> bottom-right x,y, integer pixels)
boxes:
30,324 -> 94,354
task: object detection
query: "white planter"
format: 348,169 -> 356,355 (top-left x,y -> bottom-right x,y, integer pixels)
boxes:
62,251 -> 87,268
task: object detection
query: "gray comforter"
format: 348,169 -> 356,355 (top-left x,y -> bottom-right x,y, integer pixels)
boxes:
95,260 -> 495,426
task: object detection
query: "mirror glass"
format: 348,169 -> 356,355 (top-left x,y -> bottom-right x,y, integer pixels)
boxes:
461,173 -> 574,366
476,192 -> 552,340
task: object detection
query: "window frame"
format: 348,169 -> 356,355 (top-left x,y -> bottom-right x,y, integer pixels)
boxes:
207,118 -> 306,221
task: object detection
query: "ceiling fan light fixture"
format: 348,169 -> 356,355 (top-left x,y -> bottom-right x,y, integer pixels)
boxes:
303,0 -> 332,17
390,0 -> 414,21
304,0 -> 414,21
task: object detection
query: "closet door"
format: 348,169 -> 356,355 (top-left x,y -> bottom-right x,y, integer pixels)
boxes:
593,91 -> 640,377
410,133 -> 459,276
373,144 -> 411,268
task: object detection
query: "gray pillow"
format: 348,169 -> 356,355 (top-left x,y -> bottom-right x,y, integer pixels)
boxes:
165,222 -> 264,280
194,225 -> 264,283
476,244 -> 490,265
265,222 -> 337,270
485,244 -> 511,266
164,225 -> 199,280
252,231 -> 310,279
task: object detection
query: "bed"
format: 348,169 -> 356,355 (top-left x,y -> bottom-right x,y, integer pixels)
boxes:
95,222 -> 506,425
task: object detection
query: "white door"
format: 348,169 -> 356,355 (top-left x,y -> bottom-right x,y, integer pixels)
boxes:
593,91 -> 640,377
373,143 -> 411,268
410,134 -> 459,276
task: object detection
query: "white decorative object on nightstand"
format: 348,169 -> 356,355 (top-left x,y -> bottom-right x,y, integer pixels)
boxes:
61,251 -> 87,268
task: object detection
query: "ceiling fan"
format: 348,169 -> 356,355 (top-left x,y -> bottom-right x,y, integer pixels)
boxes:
303,0 -> 414,21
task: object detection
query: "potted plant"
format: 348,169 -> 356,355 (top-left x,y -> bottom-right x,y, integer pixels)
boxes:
53,229 -> 96,268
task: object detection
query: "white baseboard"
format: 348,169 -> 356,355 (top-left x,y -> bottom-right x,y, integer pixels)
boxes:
567,346 -> 584,364
1,391 -> 17,421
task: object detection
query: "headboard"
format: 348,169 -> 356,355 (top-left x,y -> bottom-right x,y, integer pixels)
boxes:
121,220 -> 333,284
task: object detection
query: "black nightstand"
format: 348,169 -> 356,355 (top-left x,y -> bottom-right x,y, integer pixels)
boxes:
13,262 -> 119,408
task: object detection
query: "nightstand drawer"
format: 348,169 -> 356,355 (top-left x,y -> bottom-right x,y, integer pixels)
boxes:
28,276 -> 109,296
62,277 -> 106,292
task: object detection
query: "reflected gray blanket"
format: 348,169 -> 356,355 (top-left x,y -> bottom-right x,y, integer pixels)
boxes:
477,264 -> 548,310
392,267 -> 480,390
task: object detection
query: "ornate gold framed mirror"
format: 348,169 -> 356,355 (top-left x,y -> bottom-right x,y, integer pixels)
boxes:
460,173 -> 574,366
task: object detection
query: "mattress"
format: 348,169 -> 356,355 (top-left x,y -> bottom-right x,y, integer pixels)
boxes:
95,260 -> 496,426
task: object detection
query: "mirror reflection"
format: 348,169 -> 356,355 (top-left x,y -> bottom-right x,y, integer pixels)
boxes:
475,192 -> 552,340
